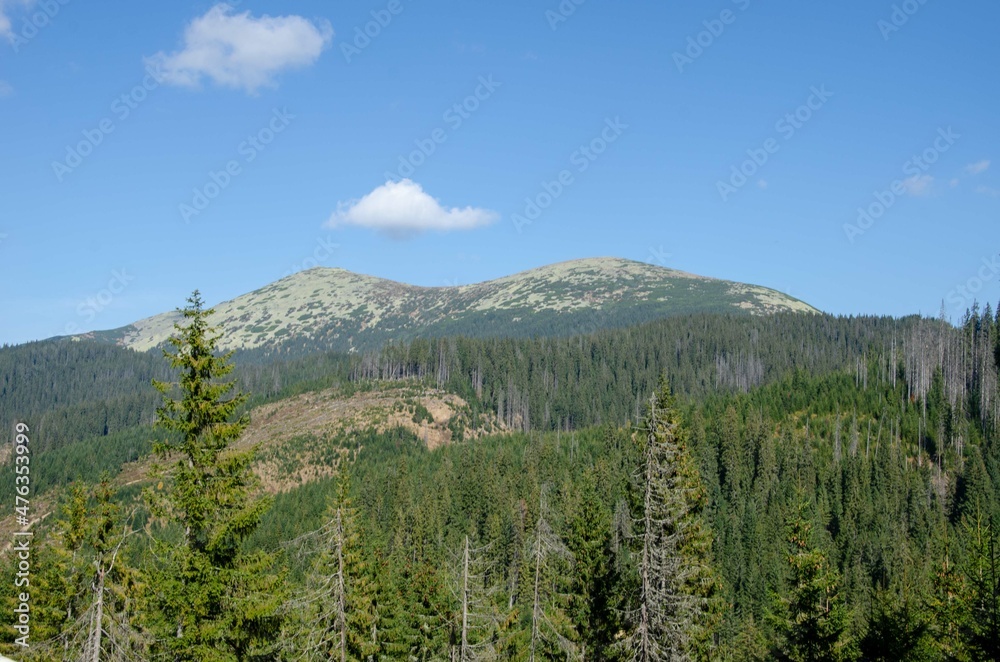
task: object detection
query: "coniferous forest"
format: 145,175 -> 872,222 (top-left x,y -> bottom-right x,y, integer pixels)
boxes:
3,296 -> 1000,661
5,0 -> 996,657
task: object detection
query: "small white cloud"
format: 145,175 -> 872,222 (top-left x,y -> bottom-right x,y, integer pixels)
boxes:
327,179 -> 498,236
965,160 -> 991,175
0,80 -> 12,97
757,179 -> 768,189
145,3 -> 333,94
950,178 -> 960,188
976,185 -> 1000,198
902,174 -> 933,197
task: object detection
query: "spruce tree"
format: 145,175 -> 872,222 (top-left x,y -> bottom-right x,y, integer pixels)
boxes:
621,380 -> 721,661
9,480 -> 143,661
145,291 -> 283,660
776,506 -> 849,662
394,559 -> 450,661
291,472 -> 380,662
17,484 -> 91,654
80,477 -> 144,661
517,491 -> 577,661
959,511 -> 1000,659
858,587 -> 933,662
929,539 -> 970,661
565,469 -> 620,658
994,302 -> 1000,373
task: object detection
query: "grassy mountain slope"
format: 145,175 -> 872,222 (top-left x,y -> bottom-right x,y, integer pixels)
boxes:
65,257 -> 818,355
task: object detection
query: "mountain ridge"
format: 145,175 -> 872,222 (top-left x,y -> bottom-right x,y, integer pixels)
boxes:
63,257 -> 818,354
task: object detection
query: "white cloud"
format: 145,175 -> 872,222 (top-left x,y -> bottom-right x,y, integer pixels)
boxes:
965,160 -> 991,175
1,0 -> 33,40
0,80 -> 12,98
145,3 -> 333,94
327,179 -> 499,236
757,179 -> 768,189
976,185 -> 1000,198
902,174 -> 933,197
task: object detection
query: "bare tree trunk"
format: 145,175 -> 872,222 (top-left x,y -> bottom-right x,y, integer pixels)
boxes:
461,536 -> 470,662
337,510 -> 347,662
92,571 -> 104,662
530,533 -> 542,662
638,404 -> 656,661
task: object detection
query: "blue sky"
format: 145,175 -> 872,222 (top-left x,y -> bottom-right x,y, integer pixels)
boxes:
1,0 -> 998,345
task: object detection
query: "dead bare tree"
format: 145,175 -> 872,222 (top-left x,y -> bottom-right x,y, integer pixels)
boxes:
452,536 -> 500,662
620,389 -> 717,662
525,491 -> 578,662
283,508 -> 351,662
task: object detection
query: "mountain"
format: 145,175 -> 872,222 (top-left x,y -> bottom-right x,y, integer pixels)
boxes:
65,257 -> 818,355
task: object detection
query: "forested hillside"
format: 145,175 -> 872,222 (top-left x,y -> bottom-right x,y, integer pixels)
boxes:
2,300 -> 1000,660
0,342 -> 168,454
0,340 -> 355,459
0,312 -> 942,463
356,313 -> 952,432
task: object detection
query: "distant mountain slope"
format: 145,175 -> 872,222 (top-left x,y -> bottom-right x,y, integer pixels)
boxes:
64,257 -> 818,354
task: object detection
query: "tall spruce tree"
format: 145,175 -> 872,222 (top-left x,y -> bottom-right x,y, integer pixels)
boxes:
11,484 -> 93,657
10,480 -> 144,661
959,511 -> 1000,659
565,468 -> 620,658
145,291 -> 283,660
621,380 -> 721,661
775,506 -> 849,662
929,540 -> 970,661
392,559 -> 451,661
80,477 -> 144,662
290,471 -> 382,662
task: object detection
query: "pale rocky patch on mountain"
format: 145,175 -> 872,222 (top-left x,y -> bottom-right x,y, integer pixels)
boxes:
68,257 -> 819,353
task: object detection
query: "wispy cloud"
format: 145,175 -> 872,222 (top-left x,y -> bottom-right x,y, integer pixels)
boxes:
327,179 -> 499,236
975,185 -> 1000,198
0,4 -> 11,39
902,174 -> 933,197
0,80 -> 13,98
145,3 -> 333,94
0,0 -> 32,40
965,160 -> 991,175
